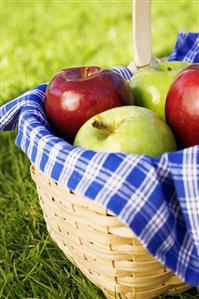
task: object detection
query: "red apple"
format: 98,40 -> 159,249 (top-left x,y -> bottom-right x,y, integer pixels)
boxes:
165,64 -> 199,148
44,66 -> 134,141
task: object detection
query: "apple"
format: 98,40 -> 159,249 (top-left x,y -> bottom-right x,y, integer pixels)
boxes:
165,64 -> 199,148
74,106 -> 177,157
44,66 -> 134,142
129,61 -> 189,120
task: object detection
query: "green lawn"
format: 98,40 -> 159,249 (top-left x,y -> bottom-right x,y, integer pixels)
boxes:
0,1 -> 199,298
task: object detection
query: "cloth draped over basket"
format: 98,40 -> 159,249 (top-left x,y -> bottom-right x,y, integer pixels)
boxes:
0,32 -> 199,287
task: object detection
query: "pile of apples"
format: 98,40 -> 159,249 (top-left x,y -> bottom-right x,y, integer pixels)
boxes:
44,62 -> 199,157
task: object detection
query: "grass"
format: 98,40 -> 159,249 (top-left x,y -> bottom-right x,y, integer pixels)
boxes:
0,1 -> 199,298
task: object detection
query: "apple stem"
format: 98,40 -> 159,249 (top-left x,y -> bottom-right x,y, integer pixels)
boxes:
92,119 -> 114,135
84,67 -> 90,78
167,67 -> 172,71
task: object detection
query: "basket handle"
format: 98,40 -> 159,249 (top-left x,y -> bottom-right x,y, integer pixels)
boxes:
129,0 -> 152,72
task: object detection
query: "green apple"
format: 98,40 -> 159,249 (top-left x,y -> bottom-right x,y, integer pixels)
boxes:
129,61 -> 189,119
74,106 -> 177,157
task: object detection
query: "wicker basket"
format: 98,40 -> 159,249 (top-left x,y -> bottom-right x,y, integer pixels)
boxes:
30,1 -> 192,298
30,166 -> 191,298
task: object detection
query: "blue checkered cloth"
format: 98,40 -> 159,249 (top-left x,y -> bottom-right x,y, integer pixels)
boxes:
168,32 -> 199,63
0,32 -> 199,287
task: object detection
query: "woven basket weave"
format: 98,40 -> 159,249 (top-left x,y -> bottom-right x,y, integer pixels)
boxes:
30,1 -> 192,298
31,166 -> 191,299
